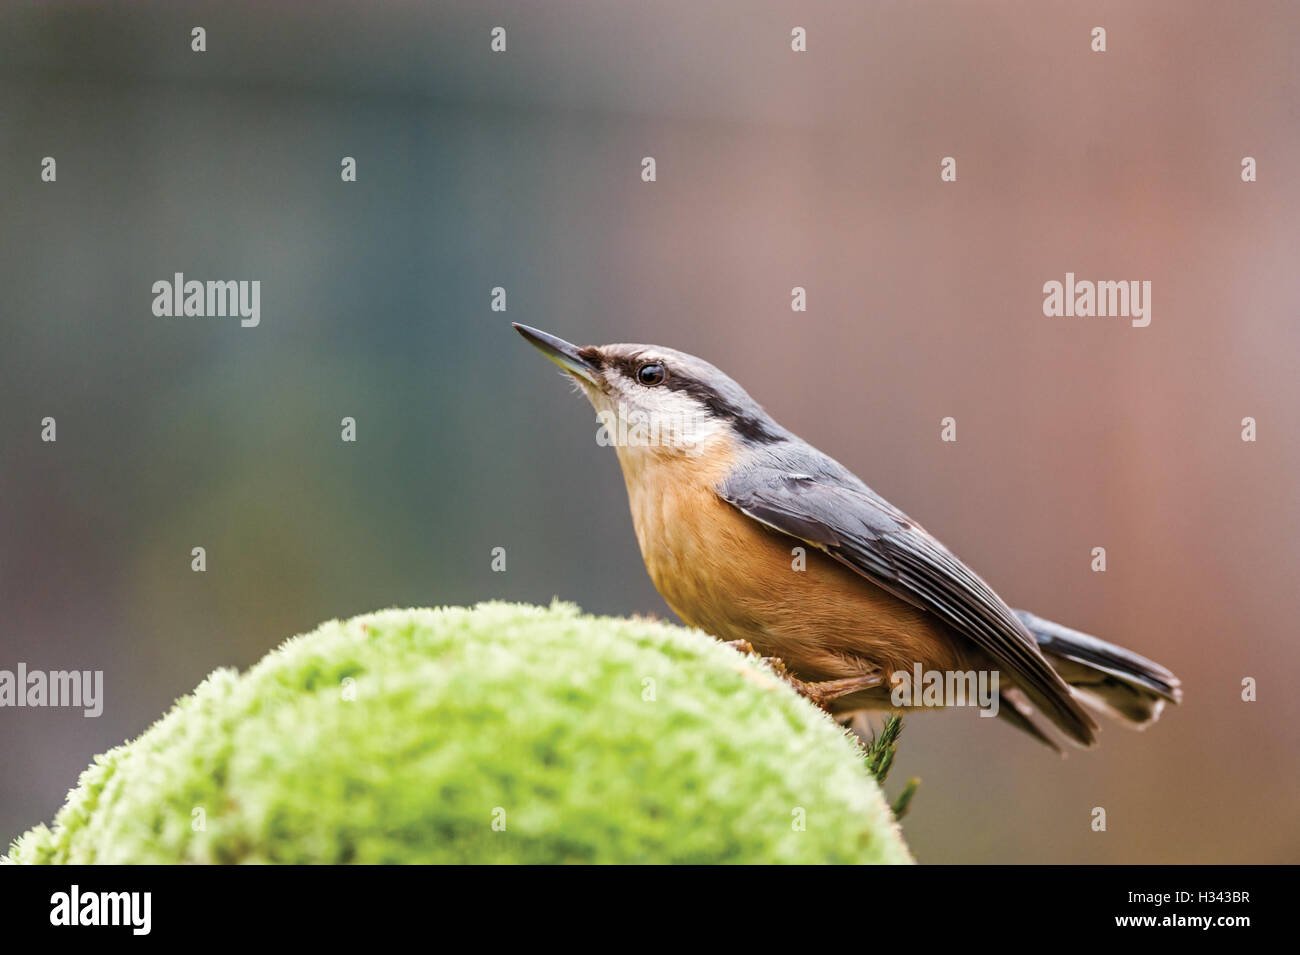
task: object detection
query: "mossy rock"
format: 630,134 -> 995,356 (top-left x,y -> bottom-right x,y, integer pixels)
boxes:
7,602 -> 912,864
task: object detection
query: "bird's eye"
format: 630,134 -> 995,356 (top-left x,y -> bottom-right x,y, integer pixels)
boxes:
636,362 -> 667,386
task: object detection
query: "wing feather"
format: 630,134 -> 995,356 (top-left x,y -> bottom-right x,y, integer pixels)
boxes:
718,469 -> 1097,746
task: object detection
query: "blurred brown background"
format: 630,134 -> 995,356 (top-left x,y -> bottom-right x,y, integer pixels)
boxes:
1,1 -> 1297,862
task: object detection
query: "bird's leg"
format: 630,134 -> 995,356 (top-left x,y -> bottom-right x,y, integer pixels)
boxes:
786,672 -> 884,707
721,640 -> 882,708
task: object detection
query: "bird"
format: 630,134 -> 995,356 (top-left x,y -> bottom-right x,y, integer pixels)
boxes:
513,322 -> 1181,749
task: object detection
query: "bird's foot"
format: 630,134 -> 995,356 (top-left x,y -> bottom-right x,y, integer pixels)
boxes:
721,640 -> 882,708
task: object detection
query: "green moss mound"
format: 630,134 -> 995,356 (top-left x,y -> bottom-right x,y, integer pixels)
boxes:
7,602 -> 911,864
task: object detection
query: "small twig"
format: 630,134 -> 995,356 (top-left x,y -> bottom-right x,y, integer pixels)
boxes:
860,714 -> 920,820
863,713 -> 904,783
891,778 -> 920,820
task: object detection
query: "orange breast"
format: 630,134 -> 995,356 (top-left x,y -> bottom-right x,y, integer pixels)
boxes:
616,440 -> 978,692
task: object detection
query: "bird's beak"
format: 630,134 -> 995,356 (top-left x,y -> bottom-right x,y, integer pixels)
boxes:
512,323 -> 601,386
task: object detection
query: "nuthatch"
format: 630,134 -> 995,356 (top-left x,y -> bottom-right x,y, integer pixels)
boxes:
514,323 -> 1181,749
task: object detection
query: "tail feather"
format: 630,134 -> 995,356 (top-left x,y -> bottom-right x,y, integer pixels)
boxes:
1014,609 -> 1182,729
996,687 -> 1064,754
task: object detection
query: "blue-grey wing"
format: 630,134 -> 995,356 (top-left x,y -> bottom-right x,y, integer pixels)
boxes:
716,460 -> 1097,746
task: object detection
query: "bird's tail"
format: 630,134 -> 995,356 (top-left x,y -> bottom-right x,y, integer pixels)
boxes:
1013,609 -> 1182,728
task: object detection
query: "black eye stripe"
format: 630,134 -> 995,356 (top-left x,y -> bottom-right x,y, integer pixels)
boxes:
661,374 -> 784,444
606,351 -> 784,443
608,355 -> 666,382
610,356 -> 641,379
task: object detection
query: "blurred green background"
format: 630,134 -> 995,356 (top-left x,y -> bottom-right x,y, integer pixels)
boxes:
2,1 -> 1297,863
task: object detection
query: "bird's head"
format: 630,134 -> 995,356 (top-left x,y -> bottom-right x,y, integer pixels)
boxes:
512,323 -> 785,467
